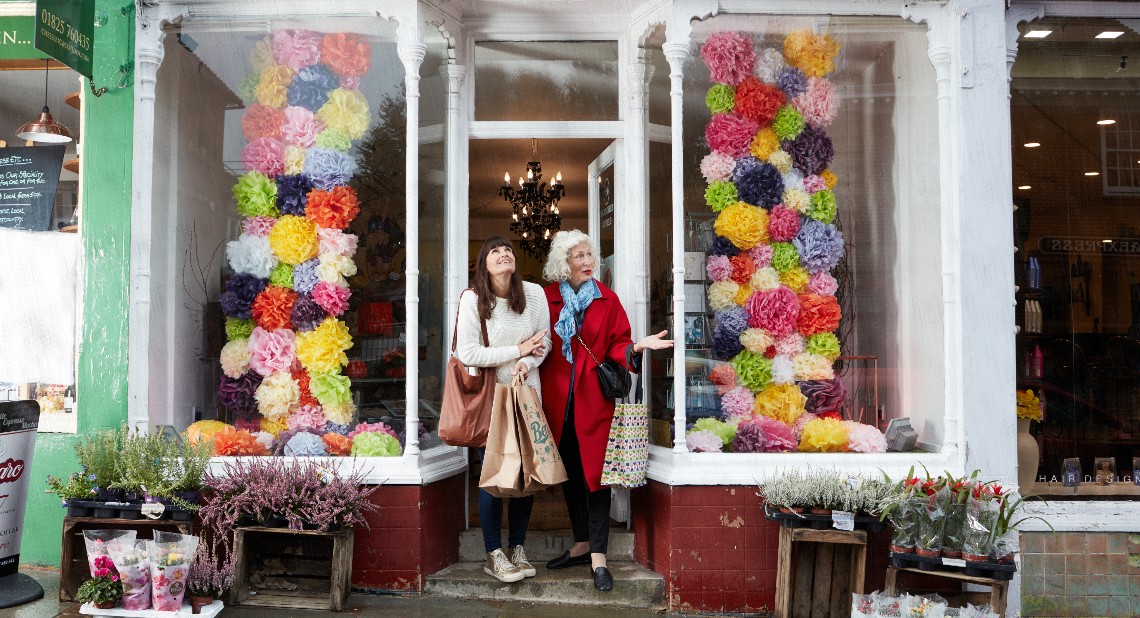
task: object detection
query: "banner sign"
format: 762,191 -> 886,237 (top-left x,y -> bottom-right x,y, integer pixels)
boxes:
0,17 -> 48,60
0,146 -> 65,232
1039,236 -> 1140,256
0,401 -> 40,578
34,0 -> 93,78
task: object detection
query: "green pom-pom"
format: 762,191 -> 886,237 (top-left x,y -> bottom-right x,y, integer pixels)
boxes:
694,417 -> 737,446
772,105 -> 805,141
806,332 -> 841,358
704,180 -> 738,213
237,72 -> 259,105
706,84 -> 736,114
225,318 -> 255,341
315,129 -> 352,151
730,350 -> 773,392
269,263 -> 294,289
808,190 -> 837,224
310,372 -> 352,407
233,172 -> 279,218
351,432 -> 403,457
770,242 -> 800,273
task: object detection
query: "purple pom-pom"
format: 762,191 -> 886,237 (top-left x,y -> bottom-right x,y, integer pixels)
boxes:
732,157 -> 784,209
287,64 -> 339,112
800,378 -> 846,414
793,219 -> 845,274
324,421 -> 352,436
291,293 -> 327,332
218,371 -> 262,409
732,419 -> 768,453
776,68 -> 808,98
219,273 -> 267,319
709,236 -> 742,257
712,328 -> 744,360
276,174 -> 312,216
397,424 -> 431,450
303,148 -> 358,191
784,125 -> 834,176
293,259 -> 320,293
715,306 -> 749,337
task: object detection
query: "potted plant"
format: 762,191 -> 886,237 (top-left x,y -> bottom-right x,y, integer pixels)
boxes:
45,467 -> 97,516
75,555 -> 123,609
962,481 -> 1003,562
187,540 -> 234,614
991,491 -> 1053,563
111,429 -> 168,501
940,472 -> 975,558
75,427 -> 126,502
880,469 -> 922,553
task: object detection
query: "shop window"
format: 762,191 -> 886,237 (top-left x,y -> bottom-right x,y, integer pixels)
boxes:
473,40 -> 619,121
1012,18 -> 1140,496
678,15 -> 942,454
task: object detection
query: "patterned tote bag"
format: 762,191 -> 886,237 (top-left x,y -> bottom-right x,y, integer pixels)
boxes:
600,374 -> 649,488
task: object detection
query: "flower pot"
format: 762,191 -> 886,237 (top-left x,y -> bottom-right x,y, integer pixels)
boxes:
96,488 -> 123,502
176,490 -> 200,505
996,553 -> 1015,564
190,595 -> 214,614
93,600 -> 117,609
93,507 -> 116,519
809,508 -> 833,515
117,508 -> 141,520
889,544 -> 914,554
1017,418 -> 1040,490
66,503 -> 92,517
259,517 -> 288,529
123,492 -> 142,503
915,547 -> 941,558
941,550 -> 963,559
963,553 -> 990,563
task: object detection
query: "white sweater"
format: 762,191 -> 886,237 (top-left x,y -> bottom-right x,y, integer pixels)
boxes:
454,281 -> 551,393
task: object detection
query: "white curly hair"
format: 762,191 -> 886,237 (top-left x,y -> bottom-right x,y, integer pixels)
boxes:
543,229 -> 597,282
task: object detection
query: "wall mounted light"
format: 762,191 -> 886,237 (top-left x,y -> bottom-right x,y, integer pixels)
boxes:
1085,171 -> 1101,176
16,59 -> 73,143
1096,31 -> 1124,39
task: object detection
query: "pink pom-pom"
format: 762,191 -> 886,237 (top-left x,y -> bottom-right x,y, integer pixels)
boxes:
288,404 -> 327,431
281,106 -> 325,148
746,286 -> 800,337
271,30 -> 322,71
749,244 -> 774,269
706,112 -> 759,159
311,281 -> 351,316
844,421 -> 887,453
707,363 -> 739,395
317,228 -> 359,257
775,332 -> 805,357
700,152 -> 736,183
807,271 -> 838,296
686,430 -> 724,453
349,422 -> 398,440
755,416 -> 797,452
243,216 -> 277,237
242,137 -> 285,177
793,78 -> 840,129
791,412 -> 819,439
700,32 -> 756,86
707,255 -> 733,282
720,387 -> 755,419
340,75 -> 362,90
768,207 -> 801,242
248,327 -> 297,376
802,175 -> 827,194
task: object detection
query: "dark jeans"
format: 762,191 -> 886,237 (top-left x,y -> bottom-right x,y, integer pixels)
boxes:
477,449 -> 534,553
561,399 -> 611,555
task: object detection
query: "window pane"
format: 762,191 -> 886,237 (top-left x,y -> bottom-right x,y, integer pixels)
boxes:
474,41 -> 618,121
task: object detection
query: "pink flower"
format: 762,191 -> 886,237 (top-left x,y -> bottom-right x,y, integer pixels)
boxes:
768,207 -> 800,242
281,106 -> 325,148
793,77 -> 840,128
802,174 -> 827,194
706,255 -> 733,282
112,575 -> 119,582
754,416 -> 797,452
807,271 -> 838,296
700,31 -> 756,86
248,326 -> 297,376
745,286 -> 800,337
243,215 -> 277,237
348,422 -> 398,440
700,152 -> 736,183
720,387 -> 755,419
311,281 -> 351,316
705,112 -> 759,159
271,30 -> 322,71
749,244 -> 773,269
774,332 -> 805,357
317,228 -> 358,257
287,404 -> 326,431
242,137 -> 285,177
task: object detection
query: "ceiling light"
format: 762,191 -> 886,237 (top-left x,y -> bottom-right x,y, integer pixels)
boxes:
1097,119 -> 1116,125
1085,171 -> 1101,176
1024,142 -> 1041,148
15,59 -> 73,143
1103,239 -> 1113,243
1024,30 -> 1052,39
1018,185 -> 1032,190
1096,31 -> 1124,39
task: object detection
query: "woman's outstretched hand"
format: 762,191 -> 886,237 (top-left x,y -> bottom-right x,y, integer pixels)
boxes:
633,330 -> 674,353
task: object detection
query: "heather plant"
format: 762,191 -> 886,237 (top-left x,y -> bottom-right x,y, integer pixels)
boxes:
188,537 -> 235,598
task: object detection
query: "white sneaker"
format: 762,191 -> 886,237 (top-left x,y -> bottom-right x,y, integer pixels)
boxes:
511,545 -> 537,578
484,548 -> 524,583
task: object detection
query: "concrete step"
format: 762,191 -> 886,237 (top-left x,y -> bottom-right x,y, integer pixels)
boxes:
425,561 -> 666,611
458,528 -> 634,562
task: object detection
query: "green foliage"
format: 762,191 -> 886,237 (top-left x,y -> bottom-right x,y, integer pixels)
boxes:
45,468 -> 97,501
74,425 -> 126,490
111,429 -> 212,498
76,576 -> 122,605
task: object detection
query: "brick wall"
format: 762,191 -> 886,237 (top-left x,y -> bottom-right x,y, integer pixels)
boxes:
1020,531 -> 1140,617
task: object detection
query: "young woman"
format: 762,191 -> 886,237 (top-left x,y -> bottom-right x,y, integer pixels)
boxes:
454,236 -> 552,583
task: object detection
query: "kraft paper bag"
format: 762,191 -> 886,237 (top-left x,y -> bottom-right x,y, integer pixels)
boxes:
478,382 -> 525,498
514,377 -> 568,493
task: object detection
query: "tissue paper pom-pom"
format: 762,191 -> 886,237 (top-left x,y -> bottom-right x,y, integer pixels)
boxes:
783,187 -> 811,214
708,281 -> 739,312
218,372 -> 261,409
292,370 -> 318,407
791,412 -> 817,439
768,149 -> 793,174
322,432 -> 353,455
754,47 -> 787,83
700,152 -> 736,183
269,263 -> 294,289
770,242 -> 800,273
317,228 -> 358,258
756,416 -> 798,452
734,77 -> 785,125
293,259 -> 320,294
317,253 -> 357,286
226,318 -> 255,341
750,127 -> 780,160
799,417 -> 848,452
269,215 -> 319,265
802,174 -> 827,194
808,190 -> 838,224
306,186 -> 361,228
234,172 -> 280,218
712,328 -> 744,360
285,144 -> 305,175
785,125 -> 834,176
716,306 -> 750,337
783,168 -> 806,192
740,328 -> 774,354
797,293 -> 841,336
185,420 -> 230,447
720,387 -> 755,419
773,106 -> 806,144
287,404 -> 327,431
749,244 -> 774,269
320,33 -> 371,79
700,31 -> 755,86
322,401 -> 356,426
317,88 -> 370,140
795,220 -> 844,274
324,420 -> 352,436
304,148 -> 358,191
694,417 -> 737,446
733,158 -> 784,209
242,104 -> 285,141
260,416 -> 289,440
315,128 -> 352,151
774,332 -> 805,358
281,106 -> 325,148
252,285 -> 298,331
730,350 -> 773,391
707,362 -> 738,388
237,72 -> 260,105
296,318 -> 353,374
291,294 -> 324,338
732,419 -> 766,453
287,64 -> 339,112
780,266 -> 810,293
771,355 -> 796,384
733,284 -> 752,307
248,327 -> 297,377
255,65 -> 294,108
709,235 -> 742,257
715,202 -> 769,249
309,371 -> 352,407
706,113 -> 758,158
213,427 -> 271,456
729,255 -> 756,285
352,432 -> 403,457
220,339 -> 252,379
807,272 -> 838,296
794,77 -> 840,128
844,421 -> 887,453
275,174 -> 312,216
704,180 -> 738,213
242,137 -> 285,177
753,383 -> 806,425
349,422 -> 398,440
686,430 -> 723,453
284,432 -> 328,456
776,67 -> 809,98
706,255 -> 732,282
793,353 -> 835,381
227,233 -> 278,279
800,378 -> 846,413
249,38 -> 275,73
254,372 -> 300,420
243,216 -> 277,238
272,29 -> 322,71
312,281 -> 351,316
784,30 -> 841,78
746,286 -> 800,336
706,84 -> 735,114
820,169 -> 838,189
220,273 -> 267,320
768,206 -> 801,242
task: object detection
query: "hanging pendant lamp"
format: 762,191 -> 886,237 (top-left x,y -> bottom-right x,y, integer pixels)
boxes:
16,59 -> 73,143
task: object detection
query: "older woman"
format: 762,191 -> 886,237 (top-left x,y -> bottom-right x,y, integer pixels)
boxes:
539,230 -> 672,592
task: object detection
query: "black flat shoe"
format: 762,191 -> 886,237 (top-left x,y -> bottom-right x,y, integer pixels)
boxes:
592,566 -> 613,592
546,550 -> 591,570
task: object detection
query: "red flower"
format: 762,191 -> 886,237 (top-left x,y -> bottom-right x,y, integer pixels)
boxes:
764,345 -> 778,359
797,293 -> 841,337
734,76 -> 786,126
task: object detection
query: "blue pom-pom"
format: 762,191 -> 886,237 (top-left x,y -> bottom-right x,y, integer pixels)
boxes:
712,328 -> 744,361
304,148 -> 358,191
793,219 -> 845,274
287,64 -> 339,112
776,68 -> 808,99
276,174 -> 312,216
284,432 -> 329,457
715,306 -> 749,337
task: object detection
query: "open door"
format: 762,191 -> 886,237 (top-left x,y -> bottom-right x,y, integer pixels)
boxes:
588,140 -> 622,290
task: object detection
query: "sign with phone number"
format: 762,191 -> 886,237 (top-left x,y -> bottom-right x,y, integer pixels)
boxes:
1038,236 -> 1140,255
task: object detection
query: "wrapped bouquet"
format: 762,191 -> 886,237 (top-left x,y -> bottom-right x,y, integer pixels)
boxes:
148,532 -> 200,611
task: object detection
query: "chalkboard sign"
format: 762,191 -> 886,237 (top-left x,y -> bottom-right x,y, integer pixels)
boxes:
0,145 -> 65,231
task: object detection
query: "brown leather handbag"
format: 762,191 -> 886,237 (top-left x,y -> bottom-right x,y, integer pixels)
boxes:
438,290 -> 495,447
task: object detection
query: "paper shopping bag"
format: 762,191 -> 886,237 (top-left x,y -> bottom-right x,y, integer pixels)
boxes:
513,376 -> 567,493
478,382 -> 526,498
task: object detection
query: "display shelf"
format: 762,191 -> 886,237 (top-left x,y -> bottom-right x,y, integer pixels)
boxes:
1023,481 -> 1140,497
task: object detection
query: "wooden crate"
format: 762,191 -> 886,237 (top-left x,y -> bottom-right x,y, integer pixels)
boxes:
229,526 -> 354,611
885,566 -> 1008,617
775,527 -> 868,618
59,516 -> 193,602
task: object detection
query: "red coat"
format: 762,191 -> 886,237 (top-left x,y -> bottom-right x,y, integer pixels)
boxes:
540,280 -> 635,492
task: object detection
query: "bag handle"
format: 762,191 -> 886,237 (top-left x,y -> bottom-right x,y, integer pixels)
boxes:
574,334 -> 600,365
623,372 -> 643,405
450,289 -> 489,353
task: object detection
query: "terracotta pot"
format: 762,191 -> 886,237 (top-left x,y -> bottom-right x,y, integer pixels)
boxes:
190,595 -> 214,614
941,550 -> 963,559
996,553 -> 1015,564
915,547 -> 940,558
93,600 -> 117,609
962,553 -> 990,562
889,545 -> 914,554
809,508 -> 832,515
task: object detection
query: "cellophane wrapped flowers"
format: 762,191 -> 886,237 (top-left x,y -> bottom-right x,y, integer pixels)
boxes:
219,30 -> 371,446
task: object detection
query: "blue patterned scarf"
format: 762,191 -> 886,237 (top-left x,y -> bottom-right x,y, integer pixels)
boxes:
555,279 -> 601,363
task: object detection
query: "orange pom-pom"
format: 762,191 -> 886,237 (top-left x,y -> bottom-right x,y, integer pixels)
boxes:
242,104 -> 285,142
322,432 -> 353,456
306,186 -> 361,229
212,426 -> 271,456
319,33 -> 372,79
797,293 -> 841,336
734,77 -> 786,126
293,370 -> 319,407
729,255 -> 756,285
252,285 -> 298,331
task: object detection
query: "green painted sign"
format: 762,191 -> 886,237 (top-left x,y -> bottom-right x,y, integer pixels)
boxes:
34,0 -> 93,78
0,17 -> 48,60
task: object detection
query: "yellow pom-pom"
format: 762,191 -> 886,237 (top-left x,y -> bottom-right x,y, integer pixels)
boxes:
750,267 -> 781,291
780,266 -> 810,293
820,169 -> 838,190
708,281 -> 739,312
753,383 -> 806,425
260,416 -> 289,437
714,202 -> 770,250
296,318 -> 354,374
734,284 -> 752,306
284,145 -> 306,175
185,420 -> 230,446
268,215 -> 319,265
254,65 -> 293,109
784,30 -> 841,78
323,400 -> 357,425
783,188 -> 810,214
254,372 -> 300,421
793,353 -> 835,381
750,127 -> 780,160
317,88 -> 370,140
768,150 -> 793,174
798,417 -> 849,452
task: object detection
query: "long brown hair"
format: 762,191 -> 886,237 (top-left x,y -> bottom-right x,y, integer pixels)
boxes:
473,236 -> 526,320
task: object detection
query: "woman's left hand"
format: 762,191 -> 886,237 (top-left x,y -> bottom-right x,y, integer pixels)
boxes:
511,360 -> 530,379
633,330 -> 674,353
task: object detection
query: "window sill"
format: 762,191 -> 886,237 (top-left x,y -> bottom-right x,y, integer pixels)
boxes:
205,443 -> 467,485
1019,500 -> 1140,532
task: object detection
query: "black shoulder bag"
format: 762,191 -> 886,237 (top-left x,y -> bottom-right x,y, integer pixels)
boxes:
575,334 -> 632,399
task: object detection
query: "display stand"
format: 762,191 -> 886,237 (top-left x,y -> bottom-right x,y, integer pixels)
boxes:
79,600 -> 224,617
884,566 -> 1008,617
0,573 -> 45,608
774,527 -> 867,618
59,517 -> 193,602
230,526 -> 353,611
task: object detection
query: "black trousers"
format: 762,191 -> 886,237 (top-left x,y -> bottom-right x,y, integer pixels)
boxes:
561,396 -> 611,555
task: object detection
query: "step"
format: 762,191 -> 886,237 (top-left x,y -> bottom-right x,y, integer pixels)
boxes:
425,561 -> 666,611
458,528 -> 634,562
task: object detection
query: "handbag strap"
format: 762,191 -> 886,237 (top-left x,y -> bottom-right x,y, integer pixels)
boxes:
574,334 -> 601,365
450,288 -> 489,353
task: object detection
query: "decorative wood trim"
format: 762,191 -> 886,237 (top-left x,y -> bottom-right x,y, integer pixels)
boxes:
468,121 -> 625,139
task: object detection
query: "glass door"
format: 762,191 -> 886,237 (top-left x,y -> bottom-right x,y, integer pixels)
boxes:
588,140 -> 622,289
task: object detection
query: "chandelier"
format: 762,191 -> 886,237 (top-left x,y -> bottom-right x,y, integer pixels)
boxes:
499,139 -> 564,259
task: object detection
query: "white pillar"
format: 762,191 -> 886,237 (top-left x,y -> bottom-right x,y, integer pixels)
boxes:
443,62 -> 468,357
663,40 -> 689,454
624,48 -> 650,348
399,39 -> 427,457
